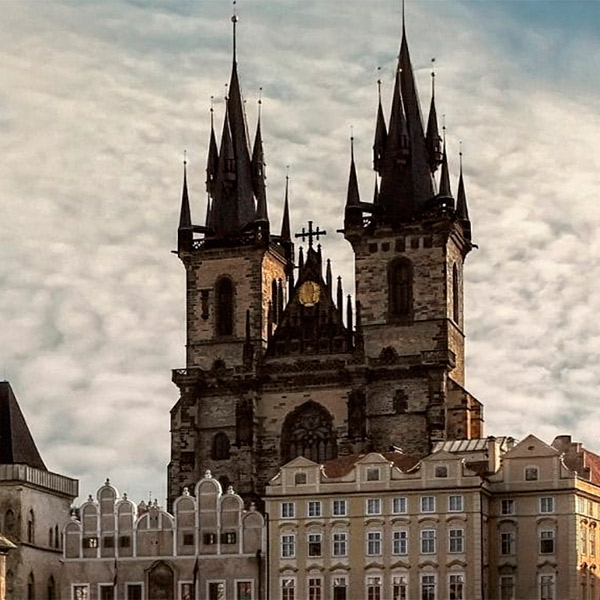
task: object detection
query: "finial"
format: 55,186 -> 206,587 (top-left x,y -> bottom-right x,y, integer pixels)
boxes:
210,95 -> 215,126
442,114 -> 447,143
402,0 -> 406,33
286,165 -> 290,180
224,82 -> 229,102
183,149 -> 187,166
258,86 -> 263,119
232,1 -> 239,63
350,128 -> 355,160
377,67 -> 382,102
459,141 -> 463,169
431,58 -> 436,98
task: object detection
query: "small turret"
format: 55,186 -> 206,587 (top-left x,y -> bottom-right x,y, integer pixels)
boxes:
456,150 -> 471,239
252,96 -> 269,231
425,66 -> 443,172
344,136 -> 362,229
178,158 -> 193,252
373,76 -> 387,173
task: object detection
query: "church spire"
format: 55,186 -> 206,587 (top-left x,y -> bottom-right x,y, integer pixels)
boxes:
252,94 -> 269,226
344,136 -> 362,229
206,99 -> 219,198
456,150 -> 470,221
425,63 -> 442,173
438,138 -> 452,200
373,74 -> 387,173
280,172 -> 291,242
178,155 -> 192,252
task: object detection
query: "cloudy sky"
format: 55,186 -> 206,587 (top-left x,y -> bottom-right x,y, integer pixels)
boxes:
1,0 -> 600,504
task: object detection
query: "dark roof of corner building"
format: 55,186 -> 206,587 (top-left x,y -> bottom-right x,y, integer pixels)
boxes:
322,451 -> 419,479
0,382 -> 46,471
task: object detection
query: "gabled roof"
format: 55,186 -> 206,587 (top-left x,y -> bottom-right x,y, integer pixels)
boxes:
0,382 -> 46,470
502,434 -> 559,460
323,451 -> 419,479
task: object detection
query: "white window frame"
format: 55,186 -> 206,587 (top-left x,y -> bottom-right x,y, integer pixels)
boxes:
125,583 -> 144,600
307,532 -> 322,557
366,530 -> 383,556
499,575 -> 515,600
540,497 -> 554,514
281,502 -> 295,519
234,579 -> 254,600
392,496 -> 407,514
332,531 -> 348,557
332,575 -> 348,600
366,498 -> 382,516
420,573 -> 437,600
366,467 -> 381,481
98,584 -> 115,600
448,573 -> 465,600
332,499 -> 347,517
207,580 -> 226,600
539,529 -> 555,555
307,501 -> 322,518
392,529 -> 408,555
391,574 -> 409,600
539,573 -> 555,600
420,529 -> 436,554
72,584 -> 91,600
448,528 -> 464,553
366,575 -> 383,600
307,576 -> 323,600
281,533 -> 296,558
525,466 -> 539,481
420,496 -> 436,513
448,495 -> 463,512
281,577 -> 296,600
501,498 -> 515,515
179,581 -> 195,600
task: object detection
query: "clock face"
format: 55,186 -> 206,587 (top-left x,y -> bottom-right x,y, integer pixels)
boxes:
298,281 -> 321,307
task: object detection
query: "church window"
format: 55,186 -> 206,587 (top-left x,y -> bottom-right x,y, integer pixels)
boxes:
27,573 -> 34,600
48,528 -> 53,547
201,290 -> 210,320
215,277 -> 234,336
389,258 -> 413,318
27,509 -> 35,543
452,263 -> 460,324
4,508 -> 15,536
281,402 -> 337,465
212,432 -> 230,461
54,524 -> 59,548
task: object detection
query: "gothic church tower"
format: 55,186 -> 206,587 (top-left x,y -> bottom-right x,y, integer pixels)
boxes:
168,11 -> 482,508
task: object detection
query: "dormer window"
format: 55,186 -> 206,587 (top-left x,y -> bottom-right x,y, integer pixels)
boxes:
366,467 -> 380,482
435,465 -> 448,478
294,472 -> 307,485
525,466 -> 539,481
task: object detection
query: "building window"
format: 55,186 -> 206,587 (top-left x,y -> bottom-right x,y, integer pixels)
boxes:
540,497 -> 554,514
580,526 -> 587,554
215,277 -> 234,336
55,525 -> 59,548
212,432 -> 230,461
27,573 -> 35,600
366,467 -> 381,481
236,581 -> 253,600
281,534 -> 295,558
73,585 -> 90,600
308,501 -> 322,518
389,258 -> 413,318
125,584 -> 142,600
449,495 -> 464,512
308,578 -> 322,600
119,535 -> 131,548
294,472 -> 307,485
367,531 -> 382,556
83,537 -> 98,549
540,530 -> 555,554
501,499 -> 515,515
525,466 -> 539,481
393,530 -> 408,555
420,496 -> 435,513
47,576 -> 56,600
27,510 -> 35,544
590,530 -> 596,557
208,582 -> 225,600
221,532 -> 236,544
501,532 -> 516,555
281,502 -> 295,519
332,532 -> 348,557
366,498 -> 382,515
393,497 -> 407,514
435,465 -> 448,478
366,576 -> 382,600
499,575 -> 515,600
281,578 -> 295,600
449,529 -> 464,553
332,577 -> 347,600
449,574 -> 464,600
392,575 -> 408,600
99,585 -> 114,600
307,533 -> 322,557
420,529 -> 436,554
540,574 -> 555,600
4,508 -> 15,536
420,574 -> 436,600
332,499 -> 347,517
181,583 -> 194,600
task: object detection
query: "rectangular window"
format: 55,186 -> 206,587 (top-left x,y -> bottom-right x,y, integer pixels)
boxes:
448,495 -> 463,512
83,537 -> 98,549
281,502 -> 295,519
540,575 -> 555,600
580,527 -> 587,554
181,583 -> 195,600
420,496 -> 435,513
236,581 -> 253,600
499,575 -> 515,600
392,575 -> 408,600
449,574 -> 464,600
204,533 -> 217,545
332,532 -> 348,557
367,498 -> 382,515
500,532 -> 515,555
540,497 -> 554,514
332,577 -> 347,600
294,472 -> 307,485
540,530 -> 555,554
308,533 -> 322,557
281,578 -> 295,600
126,584 -> 142,600
222,531 -> 236,544
393,530 -> 408,555
367,531 -> 382,556
366,576 -> 382,600
421,574 -> 436,600
332,499 -> 347,517
393,497 -> 407,514
501,499 -> 515,515
591,530 -> 596,557
366,467 -> 381,481
119,535 -> 131,548
281,534 -> 295,558
435,465 -> 448,478
449,529 -> 464,553
420,529 -> 436,554
103,536 -> 114,548
308,578 -> 322,600
208,582 -> 225,600
308,501 -> 322,518
99,586 -> 114,600
73,585 -> 90,600
525,466 -> 539,481
183,533 -> 194,546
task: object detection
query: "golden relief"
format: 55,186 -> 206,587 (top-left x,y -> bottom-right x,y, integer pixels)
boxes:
298,281 -> 321,307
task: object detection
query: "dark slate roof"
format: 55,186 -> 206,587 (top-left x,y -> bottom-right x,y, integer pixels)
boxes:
0,382 -> 46,470
323,451 -> 419,478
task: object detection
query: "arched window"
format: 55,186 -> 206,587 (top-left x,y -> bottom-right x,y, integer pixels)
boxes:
212,432 -> 231,461
47,576 -> 56,600
452,263 -> 460,324
216,277 -> 234,337
4,509 -> 15,537
27,573 -> 34,600
27,510 -> 35,544
389,258 -> 413,318
48,528 -> 53,547
54,524 -> 59,549
281,402 -> 337,465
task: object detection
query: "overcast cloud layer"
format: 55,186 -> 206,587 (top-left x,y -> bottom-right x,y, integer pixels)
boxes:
1,0 -> 600,504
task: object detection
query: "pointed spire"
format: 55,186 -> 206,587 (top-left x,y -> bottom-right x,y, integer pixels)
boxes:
232,2 -> 238,64
425,60 -> 442,173
346,136 -> 361,207
326,259 -> 332,294
456,148 -> 470,221
252,91 -> 268,226
373,70 -> 387,173
346,295 -> 353,331
373,176 -> 379,204
438,137 -> 452,199
205,197 -> 212,228
337,276 -> 344,315
178,154 -> 193,252
206,98 -> 219,196
281,171 -> 291,241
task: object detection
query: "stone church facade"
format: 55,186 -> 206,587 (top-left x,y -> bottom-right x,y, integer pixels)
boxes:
167,11 -> 483,509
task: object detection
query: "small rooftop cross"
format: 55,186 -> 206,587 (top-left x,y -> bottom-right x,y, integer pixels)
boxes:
295,221 -> 326,248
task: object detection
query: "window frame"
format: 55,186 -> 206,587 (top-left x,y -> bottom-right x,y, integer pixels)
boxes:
281,502 -> 295,519
307,501 -> 322,518
307,533 -> 322,558
332,499 -> 347,517
392,529 -> 408,556
366,498 -> 382,516
448,528 -> 464,554
392,496 -> 408,514
366,530 -> 383,556
332,531 -> 348,557
281,533 -> 296,559
448,495 -> 464,512
540,497 -> 554,514
420,529 -> 436,555
420,496 -> 436,513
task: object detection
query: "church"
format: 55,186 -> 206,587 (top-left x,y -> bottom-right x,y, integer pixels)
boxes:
168,6 -> 482,511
